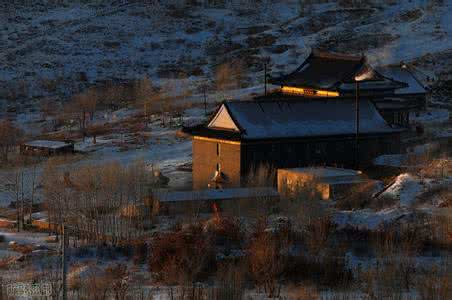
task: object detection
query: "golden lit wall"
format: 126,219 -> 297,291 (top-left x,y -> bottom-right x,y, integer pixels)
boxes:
281,86 -> 339,97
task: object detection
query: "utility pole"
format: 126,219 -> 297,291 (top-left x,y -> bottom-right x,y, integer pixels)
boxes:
203,87 -> 207,117
20,172 -> 24,230
61,224 -> 68,300
355,81 -> 360,170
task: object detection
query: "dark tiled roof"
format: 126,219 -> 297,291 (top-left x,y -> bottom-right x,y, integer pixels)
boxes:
270,50 -> 367,89
270,50 -> 404,91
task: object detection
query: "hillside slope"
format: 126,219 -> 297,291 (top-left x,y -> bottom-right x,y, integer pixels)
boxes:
1,0 -> 451,110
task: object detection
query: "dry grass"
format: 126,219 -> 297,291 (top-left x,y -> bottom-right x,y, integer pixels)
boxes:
0,219 -> 16,229
304,216 -> 336,255
9,243 -> 34,254
39,77 -> 61,93
0,257 -> 15,270
416,265 -> 452,300
286,284 -> 320,300
214,262 -> 246,300
335,181 -> 377,210
429,211 -> 452,249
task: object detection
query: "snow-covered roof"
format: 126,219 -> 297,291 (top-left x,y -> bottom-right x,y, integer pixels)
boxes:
281,167 -> 362,178
278,167 -> 369,185
376,66 -> 426,95
153,187 -> 279,203
207,99 -> 401,140
23,140 -> 72,149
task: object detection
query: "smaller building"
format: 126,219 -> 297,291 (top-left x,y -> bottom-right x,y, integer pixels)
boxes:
20,140 -> 74,156
277,167 -> 378,200
151,187 -> 279,216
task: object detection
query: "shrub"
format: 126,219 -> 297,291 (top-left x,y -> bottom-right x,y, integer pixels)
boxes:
149,224 -> 215,284
286,252 -> 353,288
131,240 -> 148,265
247,219 -> 290,298
105,263 -> 130,300
205,217 -> 243,248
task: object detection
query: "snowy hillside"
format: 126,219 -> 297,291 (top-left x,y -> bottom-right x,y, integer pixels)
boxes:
1,0 -> 452,110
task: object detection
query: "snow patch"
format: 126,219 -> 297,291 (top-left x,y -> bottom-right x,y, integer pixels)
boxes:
411,109 -> 450,124
380,173 -> 423,208
335,208 -> 407,230
374,154 -> 406,167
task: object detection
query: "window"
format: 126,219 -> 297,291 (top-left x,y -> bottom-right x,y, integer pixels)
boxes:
216,143 -> 221,157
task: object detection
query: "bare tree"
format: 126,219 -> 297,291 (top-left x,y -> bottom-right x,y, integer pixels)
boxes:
2,168 -> 26,231
101,82 -> 125,111
28,164 -> 38,225
215,60 -> 243,99
41,160 -> 156,246
0,119 -> 22,162
66,89 -> 98,137
86,124 -> 106,144
135,76 -> 161,124
42,158 -> 71,238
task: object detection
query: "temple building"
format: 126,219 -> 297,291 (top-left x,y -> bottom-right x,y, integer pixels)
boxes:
187,50 -> 428,189
267,50 -> 427,127
190,98 -> 403,189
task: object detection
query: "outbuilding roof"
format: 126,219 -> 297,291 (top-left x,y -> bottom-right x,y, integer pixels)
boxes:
278,167 -> 369,185
153,187 -> 279,203
204,99 -> 402,140
376,65 -> 426,95
23,140 -> 72,149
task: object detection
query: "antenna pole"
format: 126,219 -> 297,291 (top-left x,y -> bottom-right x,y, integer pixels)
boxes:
355,81 -> 360,169
61,224 -> 68,300
203,88 -> 207,116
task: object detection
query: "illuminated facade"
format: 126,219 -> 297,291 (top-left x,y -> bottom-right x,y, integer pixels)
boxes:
280,86 -> 340,97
